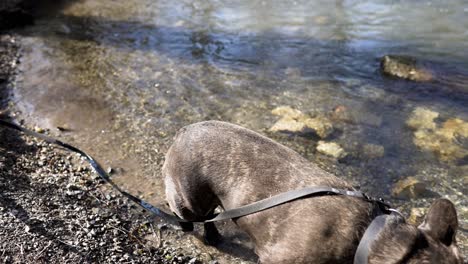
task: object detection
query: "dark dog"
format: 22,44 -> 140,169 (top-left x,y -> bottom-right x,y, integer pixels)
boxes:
163,121 -> 463,264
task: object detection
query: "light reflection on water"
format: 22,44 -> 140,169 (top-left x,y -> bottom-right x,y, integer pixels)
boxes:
13,0 -> 468,262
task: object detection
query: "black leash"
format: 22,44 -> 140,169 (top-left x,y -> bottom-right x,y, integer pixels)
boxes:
0,119 -> 392,223
1,119 -> 402,263
205,186 -> 390,222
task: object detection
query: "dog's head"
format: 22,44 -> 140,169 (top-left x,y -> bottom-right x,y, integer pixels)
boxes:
369,198 -> 464,264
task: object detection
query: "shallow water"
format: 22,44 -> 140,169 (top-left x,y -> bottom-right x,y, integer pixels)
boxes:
12,0 -> 468,262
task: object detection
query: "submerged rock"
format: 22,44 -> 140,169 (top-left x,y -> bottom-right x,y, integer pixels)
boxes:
391,177 -> 437,200
270,106 -> 334,138
380,55 -> 433,82
406,107 -> 439,130
271,106 -> 303,119
362,143 -> 385,159
316,141 -> 347,159
439,118 -> 468,139
270,117 -> 307,134
407,107 -> 468,161
330,105 -> 382,127
301,116 -> 334,139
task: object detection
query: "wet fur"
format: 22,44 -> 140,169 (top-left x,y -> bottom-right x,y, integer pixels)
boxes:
163,121 -> 463,264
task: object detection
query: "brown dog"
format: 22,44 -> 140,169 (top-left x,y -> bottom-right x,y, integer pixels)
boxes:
163,121 -> 463,264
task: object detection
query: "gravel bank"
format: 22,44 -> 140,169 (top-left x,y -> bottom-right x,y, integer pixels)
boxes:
0,129 -> 200,263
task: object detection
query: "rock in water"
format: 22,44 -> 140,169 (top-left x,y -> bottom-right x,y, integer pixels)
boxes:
380,55 -> 433,82
316,141 -> 347,159
270,106 -> 334,138
271,106 -> 303,119
362,143 -> 385,159
406,107 -> 439,130
407,107 -> 468,161
270,117 -> 307,134
301,116 -> 334,139
439,118 -> 468,139
391,177 -> 435,200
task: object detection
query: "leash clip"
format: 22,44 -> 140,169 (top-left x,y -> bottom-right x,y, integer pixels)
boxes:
361,192 -> 391,211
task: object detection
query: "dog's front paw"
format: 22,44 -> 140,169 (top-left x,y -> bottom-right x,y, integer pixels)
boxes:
179,222 -> 194,232
203,222 -> 222,246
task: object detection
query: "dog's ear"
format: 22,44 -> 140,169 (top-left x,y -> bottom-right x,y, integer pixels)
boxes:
418,199 -> 458,246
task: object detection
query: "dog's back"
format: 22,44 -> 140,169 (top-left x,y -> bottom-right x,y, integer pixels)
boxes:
163,121 -> 375,263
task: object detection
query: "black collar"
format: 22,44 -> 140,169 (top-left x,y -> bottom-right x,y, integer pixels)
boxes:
354,209 -> 405,264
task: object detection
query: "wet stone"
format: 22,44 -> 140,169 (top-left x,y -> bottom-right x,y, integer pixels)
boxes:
440,118 -> 468,139
301,116 -> 334,139
380,55 -> 433,82
361,143 -> 385,159
316,141 -> 347,159
407,207 -> 427,225
65,190 -> 82,196
271,106 -> 303,119
406,107 -> 439,130
330,105 -> 382,127
407,107 -> 468,161
270,116 -> 307,134
270,106 -> 334,138
391,177 -> 436,200
34,126 -> 45,133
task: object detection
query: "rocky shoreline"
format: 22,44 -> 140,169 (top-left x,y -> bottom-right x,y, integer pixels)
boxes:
0,131 -> 201,263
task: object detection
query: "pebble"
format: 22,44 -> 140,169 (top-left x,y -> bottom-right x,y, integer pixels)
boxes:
65,190 -> 82,196
34,126 -> 45,133
107,167 -> 114,174
362,144 -> 385,159
316,141 -> 347,159
407,207 -> 427,225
